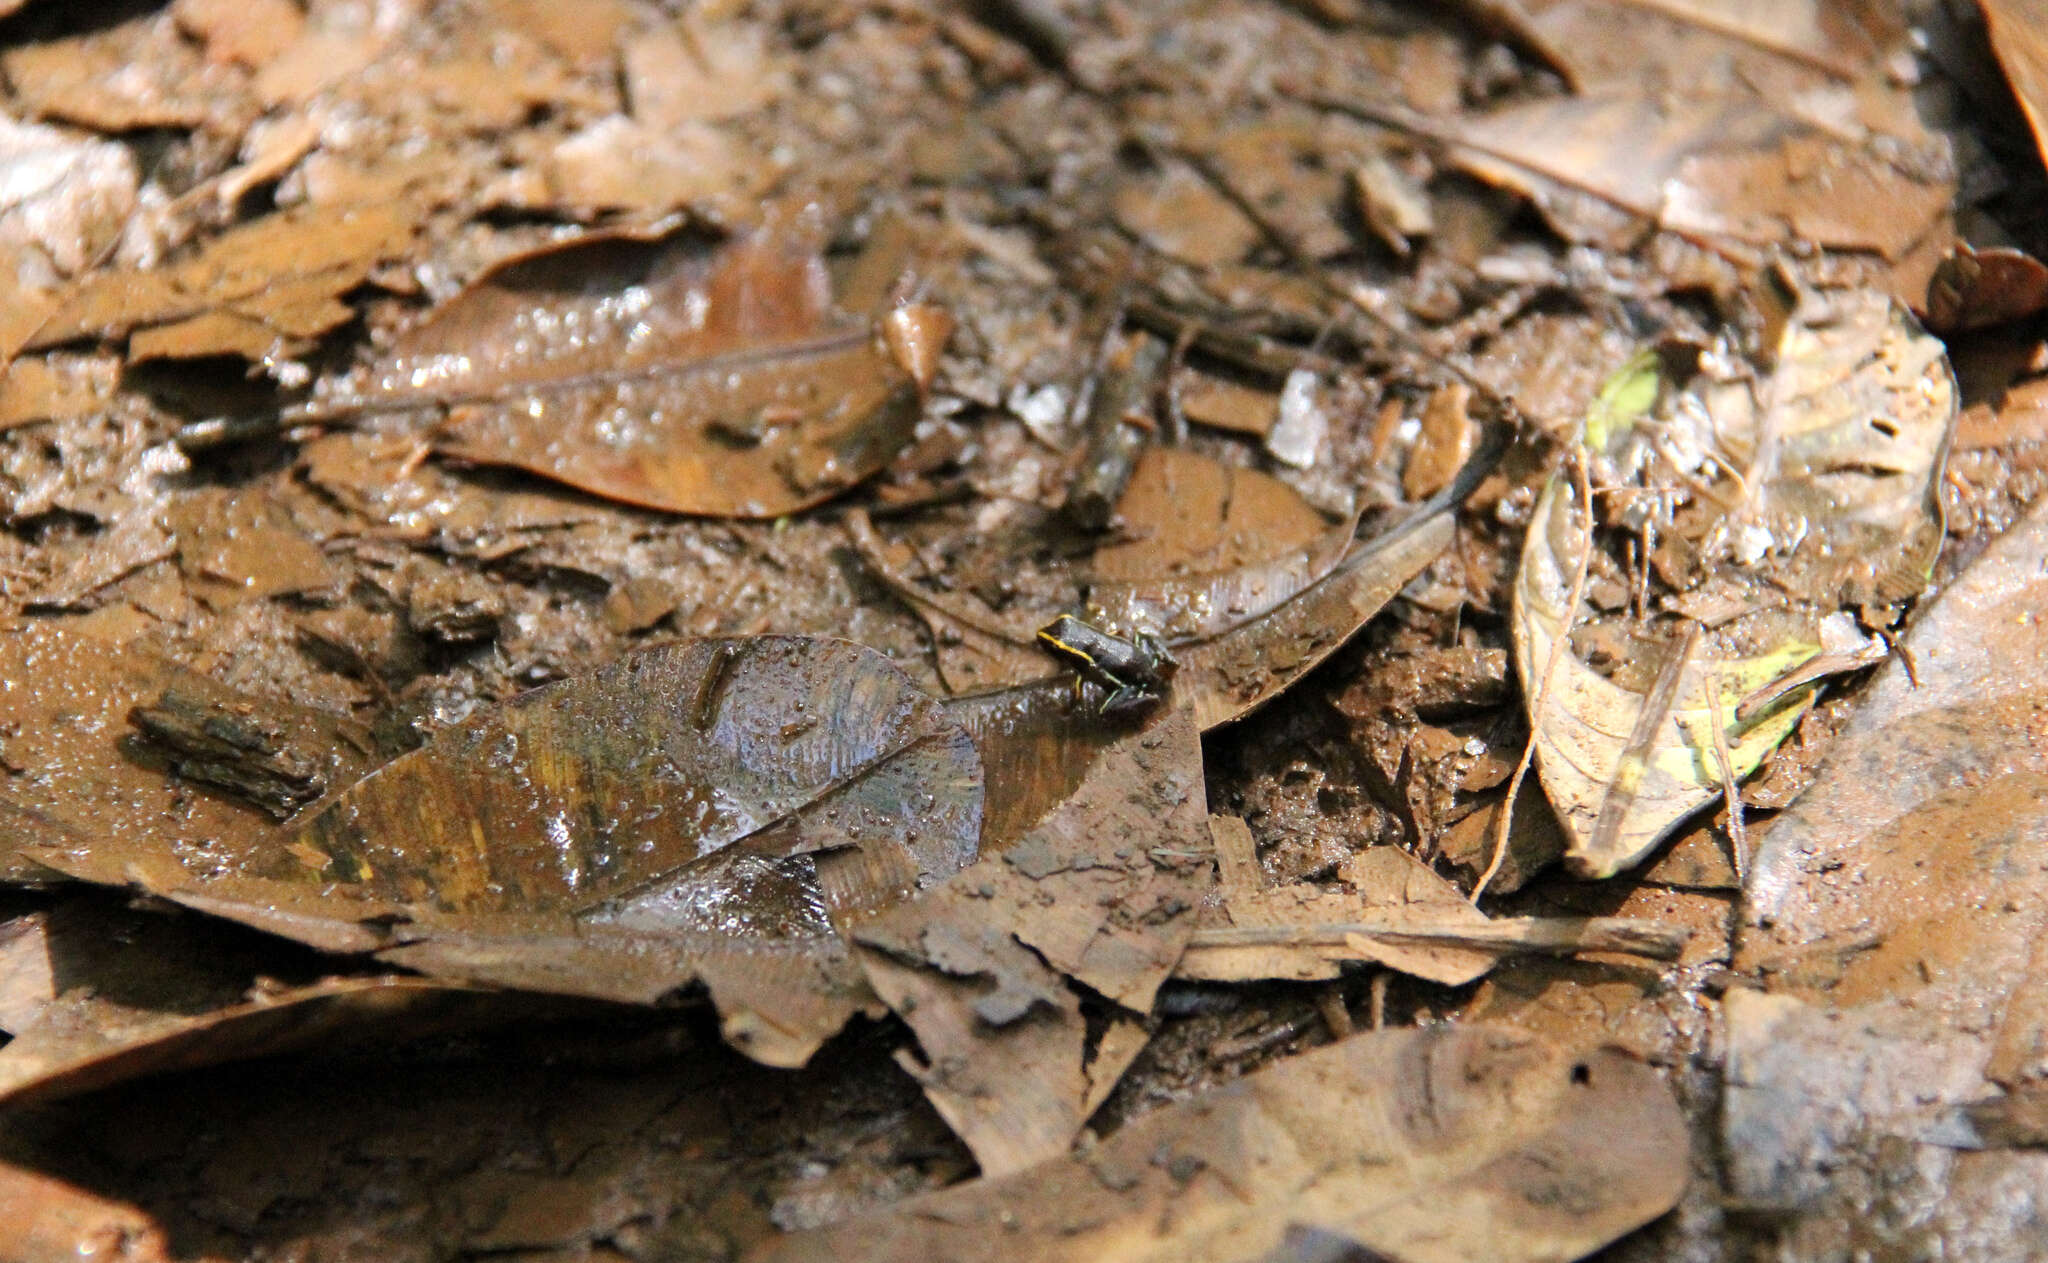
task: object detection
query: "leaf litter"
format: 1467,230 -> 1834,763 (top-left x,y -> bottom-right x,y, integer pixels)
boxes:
1,0 -> 2045,1258
1511,285 -> 1957,877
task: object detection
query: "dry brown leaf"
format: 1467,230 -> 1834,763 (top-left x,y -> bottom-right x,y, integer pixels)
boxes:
338,226 -> 928,517
852,704 -> 1211,1175
1180,817 -> 1497,985
755,1024 -> 1687,1263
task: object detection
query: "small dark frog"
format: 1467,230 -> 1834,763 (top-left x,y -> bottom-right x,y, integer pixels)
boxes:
1035,615 -> 1178,712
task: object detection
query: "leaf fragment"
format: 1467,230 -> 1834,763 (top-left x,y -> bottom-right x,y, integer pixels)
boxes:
757,1024 -> 1688,1263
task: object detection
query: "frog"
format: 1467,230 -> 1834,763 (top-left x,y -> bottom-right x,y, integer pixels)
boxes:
1035,614 -> 1178,712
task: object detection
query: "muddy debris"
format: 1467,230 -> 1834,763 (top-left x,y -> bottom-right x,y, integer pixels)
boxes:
2,0 -> 2047,1258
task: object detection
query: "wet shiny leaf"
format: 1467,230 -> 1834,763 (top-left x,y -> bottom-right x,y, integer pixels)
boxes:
31,637 -> 984,1069
0,623 -> 376,884
344,225 -> 934,518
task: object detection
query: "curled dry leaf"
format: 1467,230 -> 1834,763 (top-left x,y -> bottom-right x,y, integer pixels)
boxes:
1516,289 -> 1957,877
852,703 -> 1211,1175
337,225 -> 939,518
29,638 -> 983,1070
1727,495 -> 2048,1249
754,1024 -> 1687,1263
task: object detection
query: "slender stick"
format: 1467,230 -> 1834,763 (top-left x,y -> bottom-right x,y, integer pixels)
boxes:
1706,659 -> 1748,885
1186,914 -> 1692,961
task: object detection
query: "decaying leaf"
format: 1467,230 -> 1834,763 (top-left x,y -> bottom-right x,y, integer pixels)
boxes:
1516,288 -> 1957,876
28,638 -> 983,1070
756,1024 -> 1688,1263
329,225 -> 940,517
1727,494 -> 2048,1251
1177,509 -> 1453,730
852,703 -> 1211,1175
1185,815 -> 1492,983
853,445 -> 1444,723
859,444 -> 1458,731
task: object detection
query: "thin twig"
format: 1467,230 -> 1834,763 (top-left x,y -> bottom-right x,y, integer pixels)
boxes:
1706,659 -> 1747,885
1473,450 -> 1593,903
1185,914 -> 1692,961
